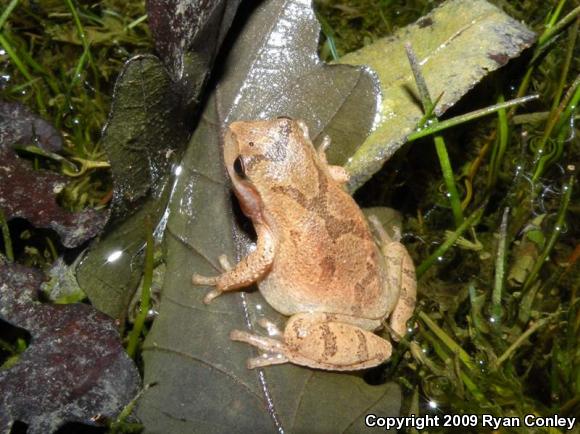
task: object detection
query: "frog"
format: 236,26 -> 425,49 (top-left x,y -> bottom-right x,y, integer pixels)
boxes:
192,117 -> 416,371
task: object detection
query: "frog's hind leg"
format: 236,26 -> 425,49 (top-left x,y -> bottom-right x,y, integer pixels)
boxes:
282,313 -> 392,370
230,312 -> 392,371
369,215 -> 417,340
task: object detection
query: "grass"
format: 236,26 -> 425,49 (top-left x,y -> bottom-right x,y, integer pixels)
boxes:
0,0 -> 149,265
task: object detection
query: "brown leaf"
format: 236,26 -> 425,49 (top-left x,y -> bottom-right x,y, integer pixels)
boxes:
0,101 -> 108,248
0,262 -> 140,434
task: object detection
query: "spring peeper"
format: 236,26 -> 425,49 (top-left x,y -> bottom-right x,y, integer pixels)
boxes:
192,118 -> 416,371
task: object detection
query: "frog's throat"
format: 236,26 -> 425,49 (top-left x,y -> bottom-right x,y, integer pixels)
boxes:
232,179 -> 264,224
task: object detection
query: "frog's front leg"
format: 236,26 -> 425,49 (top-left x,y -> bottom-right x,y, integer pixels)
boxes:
192,223 -> 276,304
231,312 -> 392,371
317,135 -> 350,185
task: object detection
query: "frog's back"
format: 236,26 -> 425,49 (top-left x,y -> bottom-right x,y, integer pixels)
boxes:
259,159 -> 392,320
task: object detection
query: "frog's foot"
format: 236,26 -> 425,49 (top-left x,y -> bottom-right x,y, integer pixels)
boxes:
192,254 -> 234,304
257,318 -> 283,337
368,214 -> 400,243
217,254 -> 233,270
231,313 -> 392,371
193,223 -> 276,304
369,214 -> 417,341
230,330 -> 289,368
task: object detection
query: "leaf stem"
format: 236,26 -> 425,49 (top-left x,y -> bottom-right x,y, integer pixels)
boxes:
126,220 -> 155,358
0,33 -> 31,81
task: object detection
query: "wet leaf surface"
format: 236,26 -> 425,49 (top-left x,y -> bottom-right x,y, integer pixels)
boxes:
147,0 -> 241,97
75,56 -> 184,319
0,101 -> 108,248
338,0 -> 537,191
136,1 -> 399,432
100,55 -> 188,220
0,262 -> 140,434
76,0 -> 241,320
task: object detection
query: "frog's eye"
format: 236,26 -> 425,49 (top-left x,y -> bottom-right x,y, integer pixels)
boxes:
233,156 -> 246,178
277,115 -> 292,120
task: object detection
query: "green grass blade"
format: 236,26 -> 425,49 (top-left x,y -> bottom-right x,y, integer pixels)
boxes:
408,95 -> 538,142
0,0 -> 19,32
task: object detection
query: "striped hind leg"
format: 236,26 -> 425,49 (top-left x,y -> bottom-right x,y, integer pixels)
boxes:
230,312 -> 391,371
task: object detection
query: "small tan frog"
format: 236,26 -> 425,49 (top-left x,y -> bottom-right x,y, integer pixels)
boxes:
192,118 -> 416,371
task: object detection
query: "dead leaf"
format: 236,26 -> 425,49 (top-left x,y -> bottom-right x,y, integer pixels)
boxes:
0,263 -> 140,434
337,0 -> 536,191
0,101 -> 108,248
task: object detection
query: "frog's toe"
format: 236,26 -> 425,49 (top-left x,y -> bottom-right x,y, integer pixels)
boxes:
246,353 -> 289,369
368,214 -> 395,244
218,254 -> 233,271
257,318 -> 282,336
230,329 -> 284,352
192,273 -> 217,285
230,329 -> 289,368
203,288 -> 223,304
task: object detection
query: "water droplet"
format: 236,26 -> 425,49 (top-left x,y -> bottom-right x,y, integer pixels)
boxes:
107,250 -> 123,263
